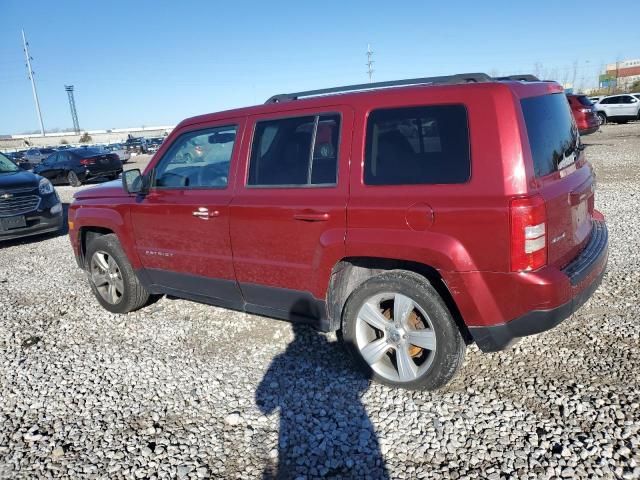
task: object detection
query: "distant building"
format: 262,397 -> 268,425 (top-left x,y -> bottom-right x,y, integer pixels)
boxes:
599,59 -> 640,90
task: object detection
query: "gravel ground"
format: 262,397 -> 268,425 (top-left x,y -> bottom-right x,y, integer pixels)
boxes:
1,124 -> 639,479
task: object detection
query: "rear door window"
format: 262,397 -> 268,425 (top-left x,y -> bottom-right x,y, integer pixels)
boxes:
521,93 -> 579,178
248,114 -> 340,186
364,105 -> 470,185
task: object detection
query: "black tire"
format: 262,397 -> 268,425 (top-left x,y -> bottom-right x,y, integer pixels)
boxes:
340,270 -> 466,390
597,112 -> 607,126
85,234 -> 150,314
67,170 -> 82,187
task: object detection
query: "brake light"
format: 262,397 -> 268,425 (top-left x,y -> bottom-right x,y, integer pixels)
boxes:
510,195 -> 547,272
79,158 -> 95,166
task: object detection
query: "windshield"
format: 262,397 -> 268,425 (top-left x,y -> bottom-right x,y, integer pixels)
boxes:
521,93 -> 579,178
0,152 -> 20,173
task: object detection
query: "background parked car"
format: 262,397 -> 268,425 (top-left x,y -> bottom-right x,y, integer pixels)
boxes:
124,136 -> 148,154
594,94 -> 640,125
146,137 -> 164,153
101,143 -> 131,163
0,151 -> 63,241
33,147 -> 122,187
567,94 -> 599,135
23,147 -> 56,164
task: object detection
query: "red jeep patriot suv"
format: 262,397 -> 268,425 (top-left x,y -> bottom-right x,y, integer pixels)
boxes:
68,73 -> 608,390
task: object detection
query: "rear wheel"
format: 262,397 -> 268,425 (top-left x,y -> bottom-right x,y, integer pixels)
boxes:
597,112 -> 607,125
85,234 -> 150,313
341,270 -> 466,390
67,170 -> 82,187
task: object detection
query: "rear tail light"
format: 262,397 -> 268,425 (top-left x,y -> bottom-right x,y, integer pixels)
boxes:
510,195 -> 547,272
79,158 -> 95,166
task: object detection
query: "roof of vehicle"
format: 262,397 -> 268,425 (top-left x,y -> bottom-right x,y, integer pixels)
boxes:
63,147 -> 104,155
179,73 -> 563,129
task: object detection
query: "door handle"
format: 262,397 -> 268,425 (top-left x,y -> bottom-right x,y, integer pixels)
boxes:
192,207 -> 220,219
293,210 -> 330,222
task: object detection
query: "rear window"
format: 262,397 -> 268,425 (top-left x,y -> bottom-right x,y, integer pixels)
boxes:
71,148 -> 103,157
364,105 -> 470,185
576,95 -> 593,107
521,93 -> 579,178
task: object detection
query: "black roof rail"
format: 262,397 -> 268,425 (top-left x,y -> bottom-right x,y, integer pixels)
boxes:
265,72 -> 493,104
493,74 -> 540,82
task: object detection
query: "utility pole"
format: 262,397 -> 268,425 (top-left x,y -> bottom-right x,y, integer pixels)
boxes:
65,85 -> 80,134
21,29 -> 45,137
366,44 -> 374,83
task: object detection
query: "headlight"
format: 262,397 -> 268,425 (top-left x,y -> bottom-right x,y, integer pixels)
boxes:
50,202 -> 62,215
38,178 -> 54,195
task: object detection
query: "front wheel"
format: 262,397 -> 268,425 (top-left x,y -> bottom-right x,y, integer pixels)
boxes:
340,270 -> 466,390
597,112 -> 607,125
85,234 -> 151,314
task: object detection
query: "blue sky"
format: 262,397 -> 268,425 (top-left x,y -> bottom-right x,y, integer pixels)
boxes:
1,0 -> 638,134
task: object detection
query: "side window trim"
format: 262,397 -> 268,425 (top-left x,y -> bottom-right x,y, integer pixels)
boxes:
151,124 -> 238,191
246,111 -> 342,189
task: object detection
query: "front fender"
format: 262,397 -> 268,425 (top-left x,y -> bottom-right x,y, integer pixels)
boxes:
70,203 -> 141,269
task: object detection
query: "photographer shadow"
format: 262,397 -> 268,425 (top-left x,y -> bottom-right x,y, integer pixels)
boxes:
256,321 -> 389,479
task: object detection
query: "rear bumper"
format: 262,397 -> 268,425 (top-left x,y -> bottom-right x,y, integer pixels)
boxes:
468,220 -> 608,352
579,125 -> 599,136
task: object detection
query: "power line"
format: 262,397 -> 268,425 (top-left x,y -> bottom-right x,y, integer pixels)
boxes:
21,29 -> 45,137
366,44 -> 374,83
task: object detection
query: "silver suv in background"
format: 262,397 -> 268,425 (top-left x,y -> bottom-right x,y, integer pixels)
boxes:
594,94 -> 640,125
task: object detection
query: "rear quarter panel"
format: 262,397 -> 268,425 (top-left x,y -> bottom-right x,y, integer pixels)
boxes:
346,83 -> 530,275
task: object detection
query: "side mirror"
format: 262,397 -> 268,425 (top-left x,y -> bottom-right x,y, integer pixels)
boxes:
122,169 -> 149,194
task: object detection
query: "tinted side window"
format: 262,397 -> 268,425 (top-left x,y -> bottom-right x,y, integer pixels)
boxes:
153,126 -> 237,189
248,114 -> 340,186
364,105 -> 470,185
521,93 -> 578,178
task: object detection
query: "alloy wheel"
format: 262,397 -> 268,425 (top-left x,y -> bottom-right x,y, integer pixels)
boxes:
90,251 -> 124,305
355,292 -> 437,383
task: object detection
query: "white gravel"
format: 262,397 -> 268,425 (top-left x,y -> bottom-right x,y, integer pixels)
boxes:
1,124 -> 639,479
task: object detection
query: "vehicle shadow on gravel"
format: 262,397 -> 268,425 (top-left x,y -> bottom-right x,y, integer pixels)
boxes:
256,322 -> 389,479
0,203 -> 69,250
